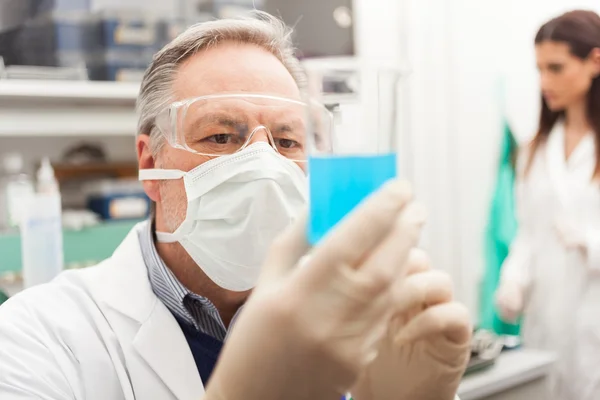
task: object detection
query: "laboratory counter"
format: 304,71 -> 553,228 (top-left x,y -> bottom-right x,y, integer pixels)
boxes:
458,349 -> 556,400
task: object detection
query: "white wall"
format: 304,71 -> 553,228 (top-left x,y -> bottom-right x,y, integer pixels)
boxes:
353,0 -> 600,320
402,0 -> 507,319
353,0 -> 503,316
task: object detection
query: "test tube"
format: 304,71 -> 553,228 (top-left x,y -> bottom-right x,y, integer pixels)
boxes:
303,62 -> 407,245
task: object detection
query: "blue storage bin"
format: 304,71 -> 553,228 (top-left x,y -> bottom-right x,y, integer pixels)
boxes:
84,180 -> 150,221
31,0 -> 91,14
89,49 -> 153,81
16,14 -> 101,67
99,11 -> 169,53
53,17 -> 101,52
87,193 -> 150,221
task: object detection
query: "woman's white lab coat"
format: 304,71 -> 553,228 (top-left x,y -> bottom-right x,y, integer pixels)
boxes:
0,224 -> 206,400
501,122 -> 600,400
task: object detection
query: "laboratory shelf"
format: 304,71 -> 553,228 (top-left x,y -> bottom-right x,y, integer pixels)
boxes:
0,80 -> 139,137
0,219 -> 142,275
0,80 -> 139,104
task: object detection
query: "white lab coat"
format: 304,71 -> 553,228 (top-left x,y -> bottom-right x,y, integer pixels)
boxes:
501,122 -> 600,400
0,223 -> 468,400
0,223 -> 205,400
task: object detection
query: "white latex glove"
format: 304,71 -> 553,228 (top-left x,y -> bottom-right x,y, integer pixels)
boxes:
351,249 -> 472,400
555,218 -> 587,250
205,180 -> 426,400
495,280 -> 524,324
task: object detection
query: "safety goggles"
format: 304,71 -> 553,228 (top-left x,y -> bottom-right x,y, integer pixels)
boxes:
154,93 -> 334,162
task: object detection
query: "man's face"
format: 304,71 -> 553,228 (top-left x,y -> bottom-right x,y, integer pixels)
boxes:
147,41 -> 302,232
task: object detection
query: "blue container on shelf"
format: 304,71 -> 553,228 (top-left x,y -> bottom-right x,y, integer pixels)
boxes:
16,13 -> 101,68
99,10 -> 169,52
90,49 -> 153,81
53,16 -> 101,52
84,179 -> 150,221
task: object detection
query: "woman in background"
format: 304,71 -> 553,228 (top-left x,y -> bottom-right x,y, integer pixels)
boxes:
496,10 -> 600,400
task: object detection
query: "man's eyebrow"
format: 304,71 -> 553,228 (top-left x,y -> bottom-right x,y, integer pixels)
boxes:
272,115 -> 304,127
272,123 -> 293,132
190,113 -> 246,128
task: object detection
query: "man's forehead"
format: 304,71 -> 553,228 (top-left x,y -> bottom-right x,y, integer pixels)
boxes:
185,100 -> 306,128
172,41 -> 301,102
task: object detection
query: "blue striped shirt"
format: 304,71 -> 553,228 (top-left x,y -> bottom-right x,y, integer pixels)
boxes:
138,220 -> 227,340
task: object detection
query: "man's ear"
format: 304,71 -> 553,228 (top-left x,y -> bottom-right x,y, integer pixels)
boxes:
137,135 -> 160,202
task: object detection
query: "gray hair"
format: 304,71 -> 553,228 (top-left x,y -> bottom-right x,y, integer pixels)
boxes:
136,11 -> 305,156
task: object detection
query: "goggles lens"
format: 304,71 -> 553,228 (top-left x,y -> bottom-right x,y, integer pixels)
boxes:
160,95 -> 332,161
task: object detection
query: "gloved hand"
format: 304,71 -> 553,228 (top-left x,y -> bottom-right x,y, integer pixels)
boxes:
555,218 -> 587,251
350,249 -> 472,400
495,280 -> 524,324
205,179 -> 426,400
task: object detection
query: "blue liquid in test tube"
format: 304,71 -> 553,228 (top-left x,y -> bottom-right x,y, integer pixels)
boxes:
308,153 -> 397,245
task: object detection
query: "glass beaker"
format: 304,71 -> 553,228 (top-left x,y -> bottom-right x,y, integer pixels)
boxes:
303,61 -> 407,244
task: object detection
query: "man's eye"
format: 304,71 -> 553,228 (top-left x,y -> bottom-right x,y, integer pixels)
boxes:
206,134 -> 233,144
277,138 -> 300,149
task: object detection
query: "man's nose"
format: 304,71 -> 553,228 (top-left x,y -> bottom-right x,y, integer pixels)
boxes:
246,126 -> 276,148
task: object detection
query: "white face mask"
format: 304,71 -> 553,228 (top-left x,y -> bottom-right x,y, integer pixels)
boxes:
139,142 -> 307,291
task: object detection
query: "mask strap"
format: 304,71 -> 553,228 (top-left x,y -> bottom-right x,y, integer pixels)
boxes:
140,168 -> 189,244
139,169 -> 186,181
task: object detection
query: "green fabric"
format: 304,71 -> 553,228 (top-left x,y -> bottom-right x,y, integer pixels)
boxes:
0,290 -> 7,306
479,121 -> 521,335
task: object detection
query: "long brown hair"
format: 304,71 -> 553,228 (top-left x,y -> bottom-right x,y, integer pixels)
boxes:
527,10 -> 600,178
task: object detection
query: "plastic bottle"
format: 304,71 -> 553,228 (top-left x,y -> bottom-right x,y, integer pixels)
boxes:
36,157 -> 60,194
20,158 -> 64,288
0,153 -> 35,230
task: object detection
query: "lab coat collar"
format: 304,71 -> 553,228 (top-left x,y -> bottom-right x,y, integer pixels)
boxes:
569,133 -> 595,171
546,121 -> 595,169
95,222 -> 204,400
546,123 -> 571,209
133,302 -> 204,400
545,122 -> 595,209
96,223 -> 156,322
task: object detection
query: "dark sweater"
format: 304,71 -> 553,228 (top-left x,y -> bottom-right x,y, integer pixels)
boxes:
174,316 -> 224,385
